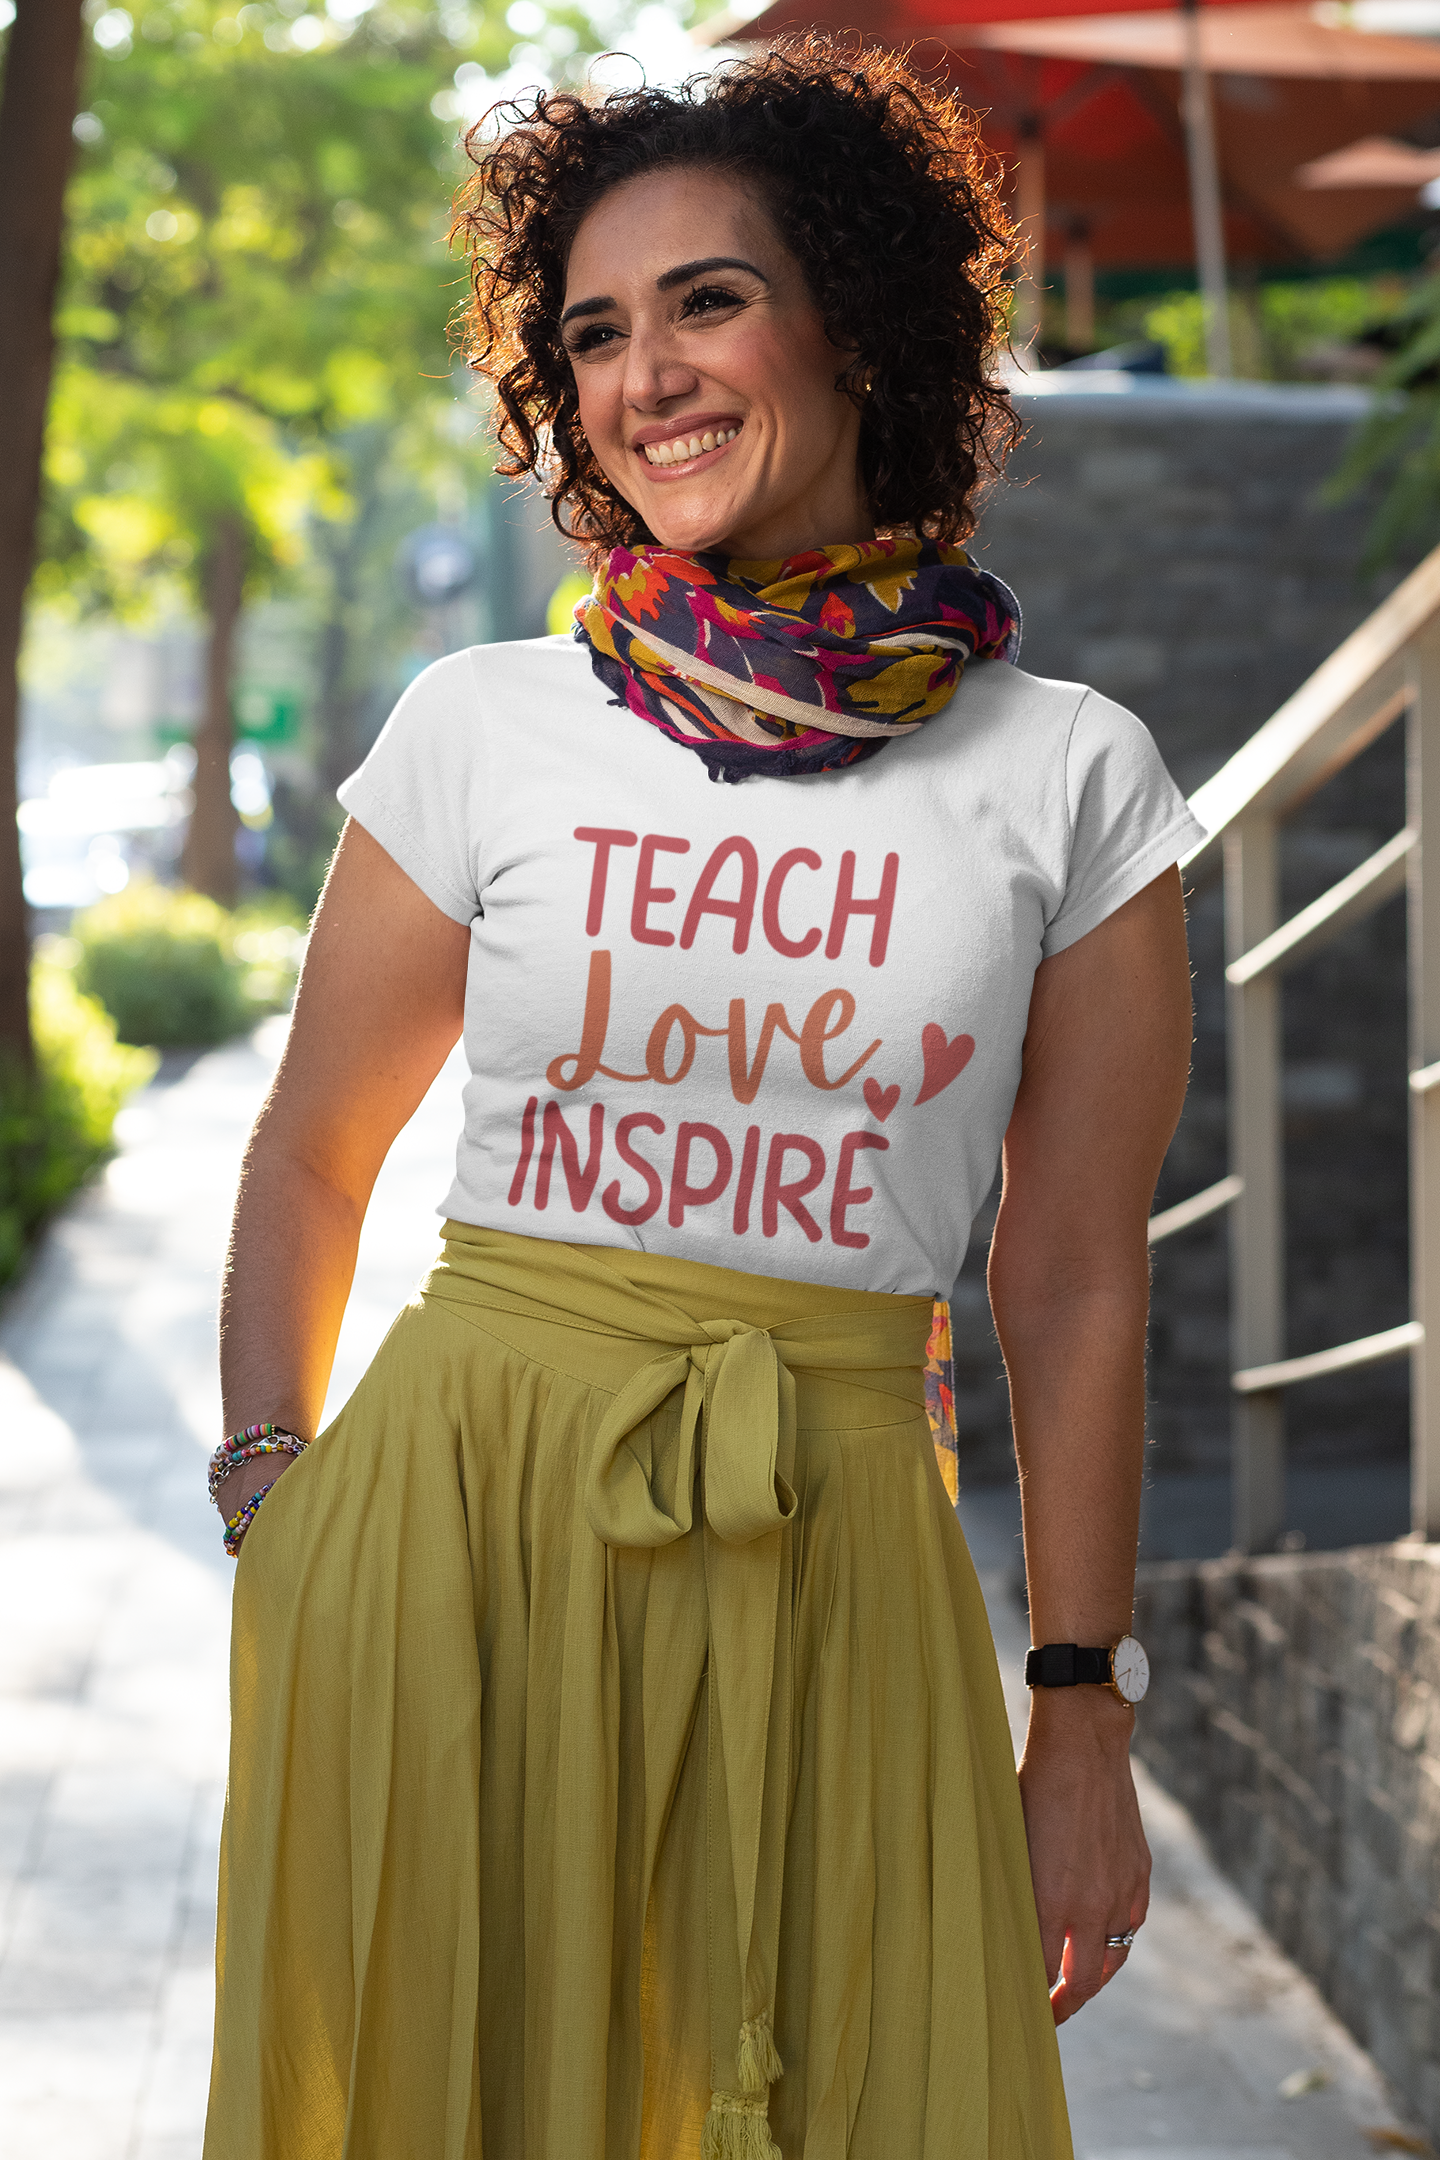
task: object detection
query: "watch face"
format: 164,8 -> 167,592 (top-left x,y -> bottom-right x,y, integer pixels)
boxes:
1112,1635 -> 1150,1704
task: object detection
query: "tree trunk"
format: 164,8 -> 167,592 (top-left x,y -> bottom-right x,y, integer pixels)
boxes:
316,428 -> 385,797
317,592 -> 362,799
0,0 -> 85,1071
181,515 -> 245,907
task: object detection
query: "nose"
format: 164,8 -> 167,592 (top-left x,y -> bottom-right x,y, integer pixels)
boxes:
622,318 -> 698,416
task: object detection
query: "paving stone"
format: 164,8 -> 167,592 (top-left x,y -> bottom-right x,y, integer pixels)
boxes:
0,2012 -> 153,2160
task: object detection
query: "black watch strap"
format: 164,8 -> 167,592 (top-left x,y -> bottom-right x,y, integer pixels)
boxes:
1025,1643 -> 1113,1688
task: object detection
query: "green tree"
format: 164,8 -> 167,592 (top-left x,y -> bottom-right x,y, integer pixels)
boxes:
44,366 -> 331,897
0,0 -> 85,1071
44,0 -> 518,898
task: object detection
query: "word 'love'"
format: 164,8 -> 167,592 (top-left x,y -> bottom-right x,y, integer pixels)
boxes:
547,951 -> 880,1104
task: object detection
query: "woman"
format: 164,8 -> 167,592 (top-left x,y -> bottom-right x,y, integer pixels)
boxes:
205,41 -> 1201,2160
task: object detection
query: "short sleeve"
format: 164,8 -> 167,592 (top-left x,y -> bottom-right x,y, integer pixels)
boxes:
1042,689 -> 1207,959
336,651 -> 485,926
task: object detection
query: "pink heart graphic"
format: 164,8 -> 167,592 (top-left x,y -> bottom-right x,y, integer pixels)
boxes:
863,1078 -> 900,1123
914,1025 -> 975,1107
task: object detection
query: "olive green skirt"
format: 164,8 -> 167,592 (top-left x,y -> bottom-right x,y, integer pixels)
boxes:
204,1224 -> 1071,2160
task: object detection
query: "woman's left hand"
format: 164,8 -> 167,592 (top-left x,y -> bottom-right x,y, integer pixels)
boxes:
1017,1686 -> 1151,2024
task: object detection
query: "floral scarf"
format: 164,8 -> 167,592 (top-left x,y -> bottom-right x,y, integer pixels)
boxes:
574,537 -> 1021,784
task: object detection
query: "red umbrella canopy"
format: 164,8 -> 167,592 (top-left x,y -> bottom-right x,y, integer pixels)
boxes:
708,1 -> 1440,265
955,46 -> 1440,260
706,0 -> 1265,33
962,52 -> 1269,267
955,8 -> 1440,259
707,0 -> 1276,47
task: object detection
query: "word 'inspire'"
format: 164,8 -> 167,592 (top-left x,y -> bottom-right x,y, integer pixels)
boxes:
509,1102 -> 889,1250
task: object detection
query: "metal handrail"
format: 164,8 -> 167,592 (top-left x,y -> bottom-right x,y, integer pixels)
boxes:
1233,1323 -> 1423,1397
1184,544 -> 1440,871
1224,828 -> 1413,987
1150,539 -> 1440,1549
1147,1174 -> 1243,1245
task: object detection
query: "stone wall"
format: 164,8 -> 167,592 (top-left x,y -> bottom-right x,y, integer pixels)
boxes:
1133,1543 -> 1440,2135
954,378 -> 1421,1500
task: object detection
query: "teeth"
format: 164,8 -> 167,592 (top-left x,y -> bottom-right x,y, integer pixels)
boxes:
642,426 -> 740,466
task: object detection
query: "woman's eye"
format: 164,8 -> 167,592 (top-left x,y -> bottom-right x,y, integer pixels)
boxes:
681,283 -> 742,320
567,322 -> 622,356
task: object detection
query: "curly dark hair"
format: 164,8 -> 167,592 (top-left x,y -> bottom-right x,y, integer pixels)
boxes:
452,37 -> 1020,555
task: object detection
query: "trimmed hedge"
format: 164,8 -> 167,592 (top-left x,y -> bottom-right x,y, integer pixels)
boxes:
0,883 -> 304,1290
71,880 -> 303,1048
0,960 -> 156,1288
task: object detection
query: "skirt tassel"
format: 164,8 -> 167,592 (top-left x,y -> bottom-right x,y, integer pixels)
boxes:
701,2090 -> 783,2160
737,2009 -> 783,2092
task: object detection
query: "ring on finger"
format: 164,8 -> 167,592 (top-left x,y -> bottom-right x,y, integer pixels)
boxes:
1105,1930 -> 1137,1949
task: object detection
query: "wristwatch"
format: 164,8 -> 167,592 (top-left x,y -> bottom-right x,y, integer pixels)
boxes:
1025,1635 -> 1150,1706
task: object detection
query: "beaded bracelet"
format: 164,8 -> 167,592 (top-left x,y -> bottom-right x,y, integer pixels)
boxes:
208,1432 -> 306,1505
210,1422 -> 309,1556
207,1420 -> 307,1504
223,1479 -> 281,1559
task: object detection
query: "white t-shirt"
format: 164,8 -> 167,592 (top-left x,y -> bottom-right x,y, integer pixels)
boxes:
338,635 -> 1204,1296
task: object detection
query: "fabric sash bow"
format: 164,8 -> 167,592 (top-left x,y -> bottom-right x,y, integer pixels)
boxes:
422,1230 -> 935,2160
587,1320 -> 798,2156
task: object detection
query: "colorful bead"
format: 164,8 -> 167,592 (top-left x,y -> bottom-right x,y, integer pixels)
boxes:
207,1435 -> 306,1504
223,1479 -> 282,1559
209,1422 -> 309,1552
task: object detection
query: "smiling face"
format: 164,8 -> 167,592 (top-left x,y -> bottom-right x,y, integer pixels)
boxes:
561,165 -> 873,562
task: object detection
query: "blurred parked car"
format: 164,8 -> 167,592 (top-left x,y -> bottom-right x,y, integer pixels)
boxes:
17,746 -> 273,914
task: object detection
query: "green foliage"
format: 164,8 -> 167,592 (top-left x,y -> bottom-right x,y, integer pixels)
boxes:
265,780 -> 344,915
546,569 -> 592,634
1255,278 -> 1407,376
63,5 -> 470,422
34,0 -> 582,813
70,879 -> 304,1047
1325,273 -> 1440,571
40,0 -> 505,624
1087,277 -> 1407,381
1133,291 -> 1208,378
0,962 -> 157,1289
42,365 -> 329,619
231,893 -> 311,1013
1076,270 -> 1436,568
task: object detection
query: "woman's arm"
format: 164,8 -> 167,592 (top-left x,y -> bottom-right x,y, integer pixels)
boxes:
213,819 -> 471,1525
987,865 -> 1193,2024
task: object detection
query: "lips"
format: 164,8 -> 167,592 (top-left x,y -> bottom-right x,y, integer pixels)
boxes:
636,421 -> 742,469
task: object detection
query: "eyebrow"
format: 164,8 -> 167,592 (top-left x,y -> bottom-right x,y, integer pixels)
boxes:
559,256 -> 768,328
657,255 -> 768,291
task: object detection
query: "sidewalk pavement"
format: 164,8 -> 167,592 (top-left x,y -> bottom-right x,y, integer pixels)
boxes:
0,1023 -> 1429,2160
